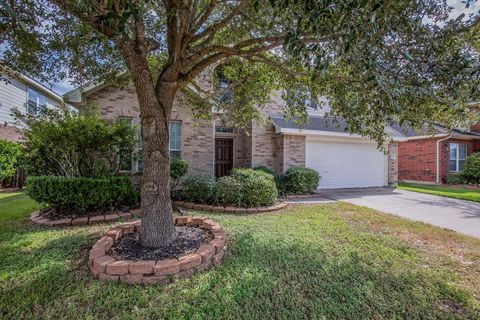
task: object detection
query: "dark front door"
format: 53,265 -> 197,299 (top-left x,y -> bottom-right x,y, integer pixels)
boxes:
215,138 -> 233,177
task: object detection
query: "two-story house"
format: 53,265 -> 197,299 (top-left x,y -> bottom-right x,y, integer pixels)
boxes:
66,70 -> 404,189
0,71 -> 64,142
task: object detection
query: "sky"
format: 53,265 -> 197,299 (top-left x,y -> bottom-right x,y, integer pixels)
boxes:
48,0 -> 480,96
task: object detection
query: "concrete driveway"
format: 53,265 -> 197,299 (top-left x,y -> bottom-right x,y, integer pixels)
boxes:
288,187 -> 480,238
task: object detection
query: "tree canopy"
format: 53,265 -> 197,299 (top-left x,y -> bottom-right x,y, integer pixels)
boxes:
1,0 -> 479,143
2,0 -> 480,247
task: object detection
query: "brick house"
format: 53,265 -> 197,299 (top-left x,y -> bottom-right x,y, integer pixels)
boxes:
66,71 -> 404,189
394,123 -> 480,184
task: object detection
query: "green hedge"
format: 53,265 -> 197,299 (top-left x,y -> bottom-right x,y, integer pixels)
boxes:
181,176 -> 216,203
26,176 -> 138,213
0,139 -> 22,183
215,176 -> 243,206
217,168 -> 277,207
445,173 -> 465,185
284,167 -> 319,194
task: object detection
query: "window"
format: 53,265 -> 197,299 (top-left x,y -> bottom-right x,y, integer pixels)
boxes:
449,143 -> 467,172
27,87 -> 47,115
215,69 -> 233,105
133,120 -> 182,172
286,89 -> 318,110
169,121 -> 182,159
215,126 -> 234,134
119,117 -> 133,171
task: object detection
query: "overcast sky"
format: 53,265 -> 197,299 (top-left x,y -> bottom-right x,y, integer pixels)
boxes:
49,0 -> 480,95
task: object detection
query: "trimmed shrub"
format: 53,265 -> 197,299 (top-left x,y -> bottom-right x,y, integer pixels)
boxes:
225,168 -> 277,207
284,167 -> 319,194
215,176 -> 243,206
462,152 -> 480,185
26,176 -> 137,214
241,175 -> 278,207
253,166 -> 275,176
230,167 -> 274,182
182,175 -> 216,203
445,173 -> 465,185
0,140 -> 22,185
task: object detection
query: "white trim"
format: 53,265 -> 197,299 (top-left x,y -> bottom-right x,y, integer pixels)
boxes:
275,127 -> 407,142
16,74 -> 63,103
407,133 -> 480,141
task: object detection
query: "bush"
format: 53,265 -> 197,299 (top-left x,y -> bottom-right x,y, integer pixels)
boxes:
284,167 -> 319,194
181,175 -> 216,203
274,173 -> 288,196
170,159 -> 188,180
230,167 -> 274,182
26,176 -> 137,213
241,174 -> 278,207
215,176 -> 243,206
0,140 -> 22,184
224,168 -> 277,207
253,166 -> 275,176
462,153 -> 480,185
445,173 -> 465,185
18,108 -> 134,177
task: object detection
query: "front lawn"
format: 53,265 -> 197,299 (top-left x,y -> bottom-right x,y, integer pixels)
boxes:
399,182 -> 480,203
1,193 -> 479,319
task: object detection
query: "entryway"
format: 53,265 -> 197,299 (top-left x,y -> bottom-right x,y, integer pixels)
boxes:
215,138 -> 233,177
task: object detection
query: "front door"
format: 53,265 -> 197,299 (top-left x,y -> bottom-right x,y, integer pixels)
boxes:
215,138 -> 233,177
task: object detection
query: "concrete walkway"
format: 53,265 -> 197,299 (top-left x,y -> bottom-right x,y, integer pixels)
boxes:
287,187 -> 480,238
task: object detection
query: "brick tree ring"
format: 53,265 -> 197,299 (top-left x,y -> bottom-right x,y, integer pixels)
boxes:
89,216 -> 228,285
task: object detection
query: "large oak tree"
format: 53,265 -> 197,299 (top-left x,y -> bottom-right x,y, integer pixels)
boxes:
1,0 -> 479,247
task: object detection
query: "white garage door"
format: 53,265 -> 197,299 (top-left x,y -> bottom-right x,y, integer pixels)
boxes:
306,137 -> 387,189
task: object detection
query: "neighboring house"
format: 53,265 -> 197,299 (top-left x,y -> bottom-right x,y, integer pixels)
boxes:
66,70 -> 404,190
0,72 -> 64,142
394,123 -> 480,184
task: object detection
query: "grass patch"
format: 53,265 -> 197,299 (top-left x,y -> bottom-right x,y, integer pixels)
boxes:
0,193 -> 479,319
399,182 -> 480,203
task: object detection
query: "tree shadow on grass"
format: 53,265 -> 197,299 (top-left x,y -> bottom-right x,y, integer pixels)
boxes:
1,227 -> 479,319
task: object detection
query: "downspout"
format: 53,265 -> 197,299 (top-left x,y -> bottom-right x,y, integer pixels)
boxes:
436,135 -> 451,184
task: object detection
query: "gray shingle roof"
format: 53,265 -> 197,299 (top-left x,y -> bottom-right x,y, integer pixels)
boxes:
270,115 -> 406,138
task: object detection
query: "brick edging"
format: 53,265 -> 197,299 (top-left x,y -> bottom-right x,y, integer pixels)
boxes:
173,201 -> 288,213
89,216 -> 227,285
30,209 -> 141,227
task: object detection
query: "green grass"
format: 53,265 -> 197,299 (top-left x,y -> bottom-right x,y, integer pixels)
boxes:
399,182 -> 480,203
1,193 -> 479,319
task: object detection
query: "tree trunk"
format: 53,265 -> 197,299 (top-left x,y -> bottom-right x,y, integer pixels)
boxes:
118,43 -> 178,248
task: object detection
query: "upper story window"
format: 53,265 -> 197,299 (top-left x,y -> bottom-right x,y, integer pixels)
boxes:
214,69 -> 233,105
286,89 -> 318,110
27,87 -> 47,115
449,143 -> 467,172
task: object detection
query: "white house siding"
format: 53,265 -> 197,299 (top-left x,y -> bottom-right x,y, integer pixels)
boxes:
0,78 -> 28,125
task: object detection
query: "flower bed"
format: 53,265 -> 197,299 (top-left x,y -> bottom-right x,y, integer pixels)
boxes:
88,216 -> 227,285
30,209 -> 140,227
174,201 -> 288,213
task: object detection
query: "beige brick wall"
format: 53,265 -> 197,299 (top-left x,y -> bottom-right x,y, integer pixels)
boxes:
388,142 -> 399,187
87,86 -> 215,176
283,135 -> 306,170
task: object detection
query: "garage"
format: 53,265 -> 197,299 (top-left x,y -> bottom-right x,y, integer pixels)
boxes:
306,137 -> 388,189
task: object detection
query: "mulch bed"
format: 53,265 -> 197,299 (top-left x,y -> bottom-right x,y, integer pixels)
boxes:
111,226 -> 213,261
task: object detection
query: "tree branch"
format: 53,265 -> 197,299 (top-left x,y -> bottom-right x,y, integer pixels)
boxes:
191,0 -> 248,43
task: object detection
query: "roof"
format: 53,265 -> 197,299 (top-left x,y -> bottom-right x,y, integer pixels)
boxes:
270,115 -> 406,140
389,122 -> 480,139
17,74 -> 64,103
